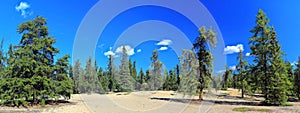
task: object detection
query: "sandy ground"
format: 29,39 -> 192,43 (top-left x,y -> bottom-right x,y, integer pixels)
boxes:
1,89 -> 300,113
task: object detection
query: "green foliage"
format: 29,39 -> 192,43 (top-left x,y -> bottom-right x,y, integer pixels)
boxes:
178,50 -> 199,96
163,70 -> 178,91
116,46 -> 135,92
221,65 -> 232,90
76,57 -> 101,93
193,26 -> 217,100
284,61 -> 294,96
249,9 -> 289,105
295,57 -> 300,98
236,50 -> 252,98
54,55 -> 73,99
148,50 -> 164,90
233,107 -> 270,112
0,16 -> 72,106
107,55 -> 117,92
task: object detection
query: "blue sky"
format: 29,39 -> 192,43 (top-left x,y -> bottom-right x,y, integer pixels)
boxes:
0,0 -> 299,74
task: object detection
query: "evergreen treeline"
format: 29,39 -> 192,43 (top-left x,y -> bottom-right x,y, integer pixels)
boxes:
72,49 -> 181,93
1,9 -> 300,107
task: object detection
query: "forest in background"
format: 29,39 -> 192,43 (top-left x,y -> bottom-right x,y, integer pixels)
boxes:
0,9 -> 299,107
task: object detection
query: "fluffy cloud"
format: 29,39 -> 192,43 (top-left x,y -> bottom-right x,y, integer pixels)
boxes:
245,52 -> 251,56
115,45 -> 135,56
104,45 -> 140,57
104,47 -> 115,57
15,2 -> 31,17
158,47 -> 168,51
224,44 -> 244,54
229,66 -> 236,70
156,39 -> 172,46
137,49 -> 142,53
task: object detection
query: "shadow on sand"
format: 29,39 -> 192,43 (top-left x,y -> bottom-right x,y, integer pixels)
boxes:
150,97 -> 261,106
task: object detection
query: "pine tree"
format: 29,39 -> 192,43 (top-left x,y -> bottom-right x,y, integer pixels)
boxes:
116,46 -> 134,92
73,59 -> 81,94
83,56 -> 100,93
139,68 -> 147,90
222,65 -> 232,90
129,59 -> 133,77
236,50 -> 249,98
139,68 -> 145,84
249,10 -> 289,105
175,64 -> 180,87
163,71 -> 170,90
132,60 -> 137,81
98,67 -> 109,93
179,50 -> 199,96
100,71 -> 109,93
148,50 -> 164,90
169,70 -> 178,91
107,55 -> 116,92
145,69 -> 150,83
193,26 -> 217,101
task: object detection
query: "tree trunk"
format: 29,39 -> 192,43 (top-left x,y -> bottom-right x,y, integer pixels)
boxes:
199,87 -> 204,101
242,88 -> 244,98
241,82 -> 244,98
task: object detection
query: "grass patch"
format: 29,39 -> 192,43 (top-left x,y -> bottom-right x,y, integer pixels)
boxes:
233,107 -> 270,112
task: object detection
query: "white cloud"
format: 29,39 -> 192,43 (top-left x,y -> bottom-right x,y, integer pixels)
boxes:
104,47 -> 115,57
292,61 -> 298,66
245,52 -> 251,56
229,66 -> 236,71
224,44 -> 244,54
137,49 -> 142,53
115,45 -> 135,56
15,2 -> 31,17
156,39 -> 172,46
158,47 -> 168,51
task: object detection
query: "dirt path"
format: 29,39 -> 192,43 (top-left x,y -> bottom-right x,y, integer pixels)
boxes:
1,89 -> 299,113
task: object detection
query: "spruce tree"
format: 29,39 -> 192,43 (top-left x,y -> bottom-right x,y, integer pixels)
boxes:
116,46 -> 134,92
249,10 -> 289,105
54,55 -> 73,99
0,16 -> 71,106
